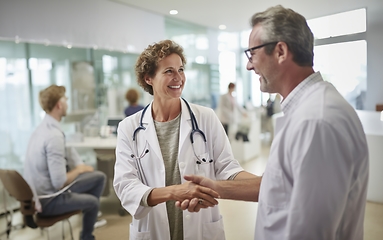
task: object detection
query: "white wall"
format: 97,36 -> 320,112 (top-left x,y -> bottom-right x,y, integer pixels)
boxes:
0,0 -> 165,53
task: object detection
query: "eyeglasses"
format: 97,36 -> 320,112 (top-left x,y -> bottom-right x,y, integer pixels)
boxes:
244,42 -> 278,62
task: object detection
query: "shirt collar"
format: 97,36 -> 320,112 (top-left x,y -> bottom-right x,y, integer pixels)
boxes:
281,71 -> 323,115
44,114 -> 62,131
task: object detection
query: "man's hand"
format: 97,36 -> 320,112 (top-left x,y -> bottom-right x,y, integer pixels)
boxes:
183,175 -> 216,190
65,164 -> 93,187
75,164 -> 94,174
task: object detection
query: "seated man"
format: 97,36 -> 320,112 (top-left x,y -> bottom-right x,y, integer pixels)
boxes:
23,85 -> 106,240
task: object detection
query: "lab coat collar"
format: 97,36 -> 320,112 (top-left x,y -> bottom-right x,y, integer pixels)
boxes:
179,99 -> 193,150
139,99 -> 192,160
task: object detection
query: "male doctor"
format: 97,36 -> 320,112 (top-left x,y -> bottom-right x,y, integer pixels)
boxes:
177,5 -> 369,240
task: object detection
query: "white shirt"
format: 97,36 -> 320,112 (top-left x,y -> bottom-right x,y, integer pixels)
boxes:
255,72 -> 369,240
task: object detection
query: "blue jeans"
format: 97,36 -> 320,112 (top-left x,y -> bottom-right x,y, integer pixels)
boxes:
40,171 -> 106,240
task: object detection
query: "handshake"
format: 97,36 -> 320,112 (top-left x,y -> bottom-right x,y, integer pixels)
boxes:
174,175 -> 220,213
148,171 -> 259,209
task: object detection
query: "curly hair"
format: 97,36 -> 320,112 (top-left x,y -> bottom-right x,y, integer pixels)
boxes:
135,39 -> 187,95
39,85 -> 66,113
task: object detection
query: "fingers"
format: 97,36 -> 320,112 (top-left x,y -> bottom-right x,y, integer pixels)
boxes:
175,198 -> 216,213
188,198 -> 201,212
187,198 -> 210,212
197,190 -> 218,206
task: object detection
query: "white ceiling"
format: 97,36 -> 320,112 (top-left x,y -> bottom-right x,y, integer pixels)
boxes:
111,0 -> 371,32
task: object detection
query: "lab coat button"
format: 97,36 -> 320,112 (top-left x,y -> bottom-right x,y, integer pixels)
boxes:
185,215 -> 190,220
179,162 -> 185,169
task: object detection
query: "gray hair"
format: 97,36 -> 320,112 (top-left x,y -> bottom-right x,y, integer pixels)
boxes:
250,5 -> 314,66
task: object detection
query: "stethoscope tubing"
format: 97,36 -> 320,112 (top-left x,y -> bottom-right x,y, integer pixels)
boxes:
131,98 -> 212,183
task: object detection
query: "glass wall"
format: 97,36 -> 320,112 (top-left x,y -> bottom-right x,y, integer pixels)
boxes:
0,36 -> 222,171
0,40 -> 140,171
0,47 -> 30,172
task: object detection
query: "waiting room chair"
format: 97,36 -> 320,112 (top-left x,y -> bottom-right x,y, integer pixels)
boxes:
0,169 -> 81,240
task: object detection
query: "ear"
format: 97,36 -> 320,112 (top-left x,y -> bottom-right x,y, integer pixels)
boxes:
144,75 -> 152,86
275,42 -> 289,64
56,100 -> 63,110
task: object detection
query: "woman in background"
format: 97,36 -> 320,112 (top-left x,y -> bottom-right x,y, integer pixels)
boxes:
124,88 -> 144,117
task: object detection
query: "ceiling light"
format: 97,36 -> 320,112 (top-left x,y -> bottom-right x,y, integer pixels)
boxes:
219,25 -> 227,30
169,10 -> 178,15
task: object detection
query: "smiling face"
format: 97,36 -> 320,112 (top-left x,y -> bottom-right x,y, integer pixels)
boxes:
145,53 -> 185,101
246,24 -> 280,94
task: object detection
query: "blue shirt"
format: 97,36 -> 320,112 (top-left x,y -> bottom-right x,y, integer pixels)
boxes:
124,105 -> 144,117
24,114 -> 83,197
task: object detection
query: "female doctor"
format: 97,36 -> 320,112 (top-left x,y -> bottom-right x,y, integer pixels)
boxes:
113,40 -> 255,240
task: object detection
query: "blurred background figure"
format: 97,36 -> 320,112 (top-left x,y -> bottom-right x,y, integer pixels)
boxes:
217,82 -> 247,138
124,88 -> 144,117
263,94 -> 283,144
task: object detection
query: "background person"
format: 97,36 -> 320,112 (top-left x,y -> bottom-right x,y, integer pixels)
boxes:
178,5 -> 368,240
113,39 -> 255,239
124,88 -> 144,117
23,85 -> 107,240
217,82 -> 247,136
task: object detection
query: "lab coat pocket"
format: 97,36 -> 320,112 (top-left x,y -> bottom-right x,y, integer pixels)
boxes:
129,223 -> 150,240
261,166 -> 286,208
202,215 -> 225,240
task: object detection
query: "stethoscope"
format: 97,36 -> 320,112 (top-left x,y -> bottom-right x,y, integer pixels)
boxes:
130,98 -> 213,184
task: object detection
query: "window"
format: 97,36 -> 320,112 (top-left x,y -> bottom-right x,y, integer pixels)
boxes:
309,8 -> 367,109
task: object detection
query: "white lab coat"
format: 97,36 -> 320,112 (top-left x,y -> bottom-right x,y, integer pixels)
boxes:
114,99 -> 243,240
255,74 -> 369,240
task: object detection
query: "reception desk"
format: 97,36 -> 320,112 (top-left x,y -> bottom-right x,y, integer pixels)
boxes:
356,110 -> 383,203
66,136 -> 117,196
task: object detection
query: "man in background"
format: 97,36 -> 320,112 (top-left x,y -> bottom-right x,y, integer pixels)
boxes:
24,85 -> 107,240
178,5 -> 368,240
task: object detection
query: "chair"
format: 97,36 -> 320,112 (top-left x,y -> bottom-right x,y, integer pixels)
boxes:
0,169 -> 81,240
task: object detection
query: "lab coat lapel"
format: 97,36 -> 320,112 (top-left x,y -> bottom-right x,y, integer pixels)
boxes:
141,102 -> 163,161
179,99 -> 192,151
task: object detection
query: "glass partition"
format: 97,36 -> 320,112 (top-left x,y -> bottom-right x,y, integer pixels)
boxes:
0,42 -> 29,171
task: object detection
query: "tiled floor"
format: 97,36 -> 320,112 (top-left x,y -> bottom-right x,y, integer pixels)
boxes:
1,142 -> 382,240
